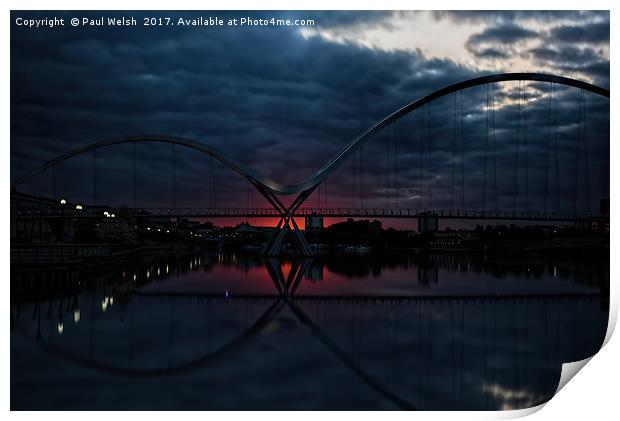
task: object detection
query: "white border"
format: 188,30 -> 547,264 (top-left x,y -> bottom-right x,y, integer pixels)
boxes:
3,1 -> 617,420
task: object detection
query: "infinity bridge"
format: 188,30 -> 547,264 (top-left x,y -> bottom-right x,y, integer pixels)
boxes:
11,73 -> 610,255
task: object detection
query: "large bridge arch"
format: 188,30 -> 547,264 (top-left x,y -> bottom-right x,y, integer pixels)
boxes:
290,72 -> 610,195
9,135 -> 292,210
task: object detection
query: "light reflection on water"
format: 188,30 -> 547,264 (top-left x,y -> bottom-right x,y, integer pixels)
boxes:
10,251 -> 608,410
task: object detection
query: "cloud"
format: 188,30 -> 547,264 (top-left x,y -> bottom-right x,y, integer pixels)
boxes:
468,24 -> 538,46
529,45 -> 601,64
548,21 -> 609,44
469,47 -> 510,60
528,45 -> 610,86
464,23 -> 538,61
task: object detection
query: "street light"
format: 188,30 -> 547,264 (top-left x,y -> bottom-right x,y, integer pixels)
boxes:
59,198 -> 67,205
75,204 -> 83,210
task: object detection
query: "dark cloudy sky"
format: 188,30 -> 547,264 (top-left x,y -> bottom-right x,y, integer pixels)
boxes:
10,10 -> 610,220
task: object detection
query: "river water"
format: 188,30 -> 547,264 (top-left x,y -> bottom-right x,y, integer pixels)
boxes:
10,250 -> 608,410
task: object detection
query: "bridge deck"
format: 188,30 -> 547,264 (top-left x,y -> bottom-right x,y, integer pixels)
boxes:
14,207 -> 600,222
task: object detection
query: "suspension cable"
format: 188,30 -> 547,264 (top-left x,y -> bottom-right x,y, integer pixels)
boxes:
515,81 -> 522,212
419,108 -> 424,211
209,154 -> 214,210
132,141 -> 137,208
394,120 -> 398,210
451,91 -> 457,210
553,84 -> 560,213
92,148 -> 97,206
544,83 -> 552,213
353,141 -> 357,209
360,145 -> 364,210
574,89 -> 582,214
386,123 -> 390,209
492,83 -> 498,212
460,90 -> 465,210
484,84 -> 489,210
582,89 -> 591,214
171,143 -> 177,210
427,103 -> 432,210
523,82 -> 529,213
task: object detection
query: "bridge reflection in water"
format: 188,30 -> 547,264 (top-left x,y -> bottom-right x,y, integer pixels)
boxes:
10,251 -> 608,410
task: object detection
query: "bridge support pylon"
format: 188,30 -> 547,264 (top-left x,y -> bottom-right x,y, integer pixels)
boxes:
257,183 -> 316,257
263,214 -> 313,257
